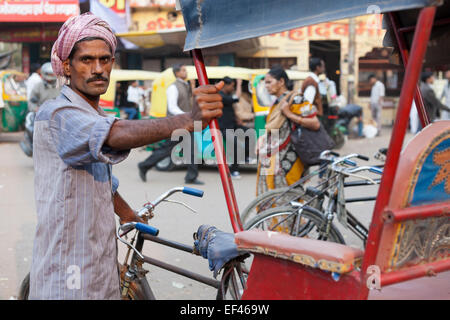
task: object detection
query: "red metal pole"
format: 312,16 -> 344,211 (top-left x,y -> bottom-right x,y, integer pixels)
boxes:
384,202 -> 450,223
381,259 -> 450,287
359,7 -> 436,300
191,49 -> 244,233
388,12 -> 431,127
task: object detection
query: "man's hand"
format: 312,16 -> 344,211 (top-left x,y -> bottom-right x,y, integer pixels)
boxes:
190,81 -> 224,130
114,192 -> 145,225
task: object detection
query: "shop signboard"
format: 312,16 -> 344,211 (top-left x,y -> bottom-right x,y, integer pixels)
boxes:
0,0 -> 79,22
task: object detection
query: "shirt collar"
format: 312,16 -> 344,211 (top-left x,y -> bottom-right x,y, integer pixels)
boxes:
60,85 -> 107,116
308,72 -> 320,84
176,78 -> 189,85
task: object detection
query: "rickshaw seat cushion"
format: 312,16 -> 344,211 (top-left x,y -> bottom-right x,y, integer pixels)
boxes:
235,229 -> 364,274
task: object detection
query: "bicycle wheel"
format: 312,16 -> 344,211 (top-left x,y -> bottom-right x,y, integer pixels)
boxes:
240,187 -> 307,225
244,205 -> 345,244
217,258 -> 249,300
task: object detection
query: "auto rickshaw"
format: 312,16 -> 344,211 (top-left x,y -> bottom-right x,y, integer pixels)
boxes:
99,69 -> 160,118
149,66 -> 255,170
178,0 -> 450,299
0,70 -> 27,132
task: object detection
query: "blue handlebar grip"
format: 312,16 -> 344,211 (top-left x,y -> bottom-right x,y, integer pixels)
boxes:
369,167 -> 384,175
344,159 -> 357,166
135,223 -> 159,236
182,187 -> 204,198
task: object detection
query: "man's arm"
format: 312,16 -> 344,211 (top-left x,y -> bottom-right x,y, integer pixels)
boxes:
113,191 -> 144,224
427,88 -> 450,112
105,83 -> 224,150
303,85 -> 316,104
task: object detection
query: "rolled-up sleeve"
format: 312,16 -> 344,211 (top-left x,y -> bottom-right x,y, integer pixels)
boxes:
49,106 -> 130,166
112,174 -> 119,194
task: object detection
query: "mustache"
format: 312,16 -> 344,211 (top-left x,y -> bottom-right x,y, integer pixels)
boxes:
87,76 -> 108,83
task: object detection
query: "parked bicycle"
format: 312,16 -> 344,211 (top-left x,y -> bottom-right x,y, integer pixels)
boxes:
240,149 -> 385,225
244,151 -> 383,246
18,186 -> 249,300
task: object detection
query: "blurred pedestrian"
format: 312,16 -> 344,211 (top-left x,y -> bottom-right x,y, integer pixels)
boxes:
125,80 -> 142,119
420,71 -> 450,122
27,62 -> 59,112
302,57 -> 325,117
138,63 -> 204,185
368,74 -> 385,136
219,76 -> 242,179
26,62 -> 42,101
440,70 -> 450,120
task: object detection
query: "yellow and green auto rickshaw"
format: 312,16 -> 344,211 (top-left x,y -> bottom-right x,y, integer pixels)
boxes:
0,70 -> 28,132
99,69 -> 160,118
149,65 -> 255,170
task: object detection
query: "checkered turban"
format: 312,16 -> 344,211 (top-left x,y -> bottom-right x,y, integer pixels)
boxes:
51,12 -> 117,79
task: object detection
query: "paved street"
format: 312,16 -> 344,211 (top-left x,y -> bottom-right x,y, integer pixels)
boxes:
0,128 -> 413,300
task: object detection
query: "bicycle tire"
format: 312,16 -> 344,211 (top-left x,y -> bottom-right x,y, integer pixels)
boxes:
244,205 -> 345,244
240,187 -> 306,225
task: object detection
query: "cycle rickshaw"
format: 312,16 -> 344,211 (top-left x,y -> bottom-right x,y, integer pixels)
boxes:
178,0 -> 450,299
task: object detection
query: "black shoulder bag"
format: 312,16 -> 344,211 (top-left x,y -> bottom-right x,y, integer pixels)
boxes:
289,95 -> 335,166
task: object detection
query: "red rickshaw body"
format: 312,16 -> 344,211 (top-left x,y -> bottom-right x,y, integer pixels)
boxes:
179,0 -> 450,299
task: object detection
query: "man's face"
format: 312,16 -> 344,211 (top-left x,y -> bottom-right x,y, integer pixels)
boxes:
428,75 -> 435,84
369,77 -> 377,85
176,66 -> 188,80
223,82 -> 235,94
445,71 -> 450,80
63,39 -> 114,100
317,60 -> 326,75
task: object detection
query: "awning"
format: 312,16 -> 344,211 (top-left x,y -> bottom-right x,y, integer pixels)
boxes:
116,27 -> 261,55
179,0 -> 432,50
116,28 -> 187,49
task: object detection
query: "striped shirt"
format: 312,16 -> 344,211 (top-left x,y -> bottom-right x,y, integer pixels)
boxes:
29,85 -> 129,300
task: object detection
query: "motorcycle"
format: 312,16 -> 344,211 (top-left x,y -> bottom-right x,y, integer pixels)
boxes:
322,95 -> 363,149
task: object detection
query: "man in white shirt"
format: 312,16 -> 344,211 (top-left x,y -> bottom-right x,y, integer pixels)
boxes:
126,80 -> 144,117
369,74 -> 385,135
440,70 -> 450,120
26,63 -> 42,101
138,64 -> 203,185
302,57 -> 325,116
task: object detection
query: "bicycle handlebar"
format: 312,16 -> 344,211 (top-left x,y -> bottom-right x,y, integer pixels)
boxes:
182,187 -> 204,198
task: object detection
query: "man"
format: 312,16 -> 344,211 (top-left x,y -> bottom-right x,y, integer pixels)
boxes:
126,80 -> 144,118
28,62 -> 60,112
26,62 -> 42,101
420,71 -> 450,122
302,57 -> 325,116
138,64 -> 204,185
29,13 -> 223,300
440,70 -> 450,120
368,74 -> 385,135
219,77 -> 242,179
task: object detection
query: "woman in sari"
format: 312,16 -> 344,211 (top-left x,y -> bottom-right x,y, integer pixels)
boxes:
256,66 -> 321,197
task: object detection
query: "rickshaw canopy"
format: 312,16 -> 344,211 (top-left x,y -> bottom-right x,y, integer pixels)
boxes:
180,0 -> 432,50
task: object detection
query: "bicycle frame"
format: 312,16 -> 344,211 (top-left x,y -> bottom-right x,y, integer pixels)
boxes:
120,227 -> 248,300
